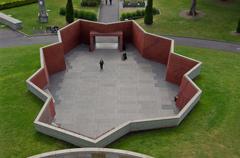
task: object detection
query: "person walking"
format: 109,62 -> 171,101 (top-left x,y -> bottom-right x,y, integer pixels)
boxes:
122,52 -> 127,61
109,0 -> 112,5
99,58 -> 104,70
105,0 -> 108,5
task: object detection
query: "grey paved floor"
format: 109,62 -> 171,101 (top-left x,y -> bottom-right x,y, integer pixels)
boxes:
48,45 -> 179,139
99,0 -> 119,22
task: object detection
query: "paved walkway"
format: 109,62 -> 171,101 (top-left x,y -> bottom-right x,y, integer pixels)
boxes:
0,29 -> 57,48
49,45 -> 178,138
99,0 -> 119,23
167,35 -> 240,53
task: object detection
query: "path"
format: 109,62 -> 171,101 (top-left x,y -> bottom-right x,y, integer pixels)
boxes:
167,35 -> 240,53
0,29 -> 57,48
0,28 -> 240,53
99,0 -> 119,23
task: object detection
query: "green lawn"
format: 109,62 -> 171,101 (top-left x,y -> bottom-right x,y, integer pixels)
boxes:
136,0 -> 240,43
0,0 -> 99,34
0,45 -> 240,157
0,0 -> 17,3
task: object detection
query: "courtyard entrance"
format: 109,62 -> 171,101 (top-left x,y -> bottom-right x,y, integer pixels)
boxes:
89,31 -> 123,52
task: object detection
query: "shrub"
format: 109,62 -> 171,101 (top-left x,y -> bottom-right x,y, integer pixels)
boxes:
0,0 -> 37,10
59,7 -> 97,21
144,0 -> 153,25
75,10 -> 97,21
66,0 -> 74,23
152,7 -> 160,15
59,7 -> 66,16
81,0 -> 100,7
120,13 -> 126,21
120,8 -> 159,21
123,0 -> 145,8
136,10 -> 143,16
237,19 -> 240,33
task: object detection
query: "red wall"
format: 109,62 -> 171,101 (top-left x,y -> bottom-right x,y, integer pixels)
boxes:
142,33 -> 171,64
43,43 -> 66,75
79,20 -> 132,48
132,22 -> 171,64
132,22 -> 145,55
37,20 -> 200,112
59,20 -> 171,65
39,99 -> 56,123
166,53 -> 198,85
60,21 -> 81,54
176,77 -> 198,109
31,68 -> 48,89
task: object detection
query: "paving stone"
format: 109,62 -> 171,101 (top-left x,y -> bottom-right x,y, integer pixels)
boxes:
49,45 -> 179,138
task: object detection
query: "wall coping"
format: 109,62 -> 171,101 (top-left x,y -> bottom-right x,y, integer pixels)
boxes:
28,148 -> 153,158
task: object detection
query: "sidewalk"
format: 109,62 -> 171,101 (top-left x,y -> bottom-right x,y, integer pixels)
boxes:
99,0 -> 119,23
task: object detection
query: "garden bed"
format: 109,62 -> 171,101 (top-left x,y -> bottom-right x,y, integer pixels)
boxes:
122,0 -> 146,8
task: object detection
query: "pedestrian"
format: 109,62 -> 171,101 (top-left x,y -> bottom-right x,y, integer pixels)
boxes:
99,58 -> 104,70
109,0 -> 112,5
105,0 -> 107,5
122,52 -> 127,61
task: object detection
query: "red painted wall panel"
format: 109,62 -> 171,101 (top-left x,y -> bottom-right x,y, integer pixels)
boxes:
79,20 -> 132,48
166,53 -> 198,85
39,99 -> 55,123
132,22 -> 145,55
60,21 -> 81,54
30,68 -> 48,89
143,34 -> 171,64
49,99 -> 56,118
176,77 -> 198,109
43,43 -> 66,75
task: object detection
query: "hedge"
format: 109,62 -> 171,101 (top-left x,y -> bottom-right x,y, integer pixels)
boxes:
144,0 -> 153,25
123,0 -> 145,8
66,0 -> 74,23
120,8 -> 160,21
81,0 -> 100,7
237,19 -> 240,33
59,8 -> 97,21
0,0 -> 37,10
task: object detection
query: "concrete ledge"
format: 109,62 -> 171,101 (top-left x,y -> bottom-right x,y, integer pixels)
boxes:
28,148 -> 153,158
0,12 -> 22,30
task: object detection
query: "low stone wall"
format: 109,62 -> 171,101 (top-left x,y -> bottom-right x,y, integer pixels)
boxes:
0,12 -> 22,30
26,19 -> 202,147
28,148 -> 153,158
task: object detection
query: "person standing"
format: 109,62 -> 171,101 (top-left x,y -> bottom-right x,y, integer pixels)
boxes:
105,0 -> 108,5
109,0 -> 112,5
122,52 -> 127,61
99,58 -> 104,70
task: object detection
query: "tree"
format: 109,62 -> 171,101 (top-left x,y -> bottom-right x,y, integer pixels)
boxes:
144,0 -> 153,25
189,0 -> 197,16
237,19 -> 240,33
66,0 -> 74,23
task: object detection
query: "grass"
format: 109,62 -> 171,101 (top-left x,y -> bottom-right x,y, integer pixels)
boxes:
136,0 -> 240,43
0,0 -> 17,4
0,0 -> 99,34
0,45 -> 240,157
